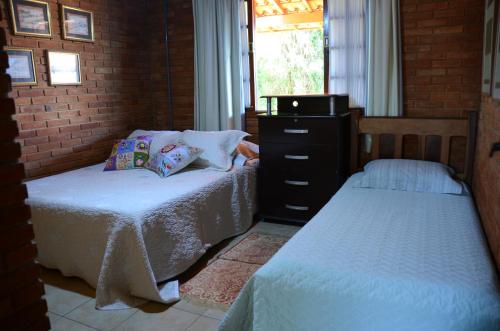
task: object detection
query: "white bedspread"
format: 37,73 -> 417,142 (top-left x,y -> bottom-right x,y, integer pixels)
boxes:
220,173 -> 500,331
27,163 -> 257,310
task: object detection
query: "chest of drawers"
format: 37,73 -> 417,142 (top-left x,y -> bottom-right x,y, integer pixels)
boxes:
258,114 -> 351,223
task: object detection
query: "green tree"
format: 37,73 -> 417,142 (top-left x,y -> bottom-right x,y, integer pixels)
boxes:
255,29 -> 324,110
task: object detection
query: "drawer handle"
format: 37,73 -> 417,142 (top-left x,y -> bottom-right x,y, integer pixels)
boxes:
284,154 -> 309,160
284,129 -> 309,134
285,204 -> 309,211
284,180 -> 309,186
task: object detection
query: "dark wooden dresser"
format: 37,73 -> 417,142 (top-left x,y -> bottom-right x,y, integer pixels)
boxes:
258,113 -> 351,224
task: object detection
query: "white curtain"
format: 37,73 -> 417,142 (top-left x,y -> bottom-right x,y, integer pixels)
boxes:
366,0 -> 402,116
240,1 -> 251,108
193,0 -> 245,131
328,0 -> 366,108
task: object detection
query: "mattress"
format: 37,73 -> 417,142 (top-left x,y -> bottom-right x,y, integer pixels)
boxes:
220,173 -> 500,331
27,162 -> 257,310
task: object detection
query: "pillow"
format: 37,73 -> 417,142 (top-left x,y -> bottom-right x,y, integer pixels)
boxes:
353,159 -> 463,194
128,129 -> 181,155
182,130 -> 249,171
104,135 -> 153,171
144,142 -> 203,177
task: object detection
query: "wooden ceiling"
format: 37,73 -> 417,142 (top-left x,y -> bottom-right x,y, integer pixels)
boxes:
254,0 -> 323,17
254,0 -> 323,32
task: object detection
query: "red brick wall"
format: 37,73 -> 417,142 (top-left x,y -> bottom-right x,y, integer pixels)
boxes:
146,0 -> 194,131
401,0 -> 484,117
1,0 -> 153,178
0,16 -> 49,331
473,95 -> 500,270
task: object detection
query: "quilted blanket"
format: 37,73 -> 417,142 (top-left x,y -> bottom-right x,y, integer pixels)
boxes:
220,173 -> 500,331
27,163 -> 257,310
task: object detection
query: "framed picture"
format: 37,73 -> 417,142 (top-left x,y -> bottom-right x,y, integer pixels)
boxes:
5,48 -> 37,85
47,51 -> 82,86
482,0 -> 496,94
9,0 -> 52,37
61,5 -> 94,42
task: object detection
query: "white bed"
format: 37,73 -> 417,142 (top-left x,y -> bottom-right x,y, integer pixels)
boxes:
27,162 -> 257,310
220,173 -> 500,331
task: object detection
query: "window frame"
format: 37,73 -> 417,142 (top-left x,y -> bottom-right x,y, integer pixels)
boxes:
245,0 -> 330,112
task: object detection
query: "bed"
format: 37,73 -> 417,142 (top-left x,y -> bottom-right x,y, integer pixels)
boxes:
220,111 -> 500,331
27,161 -> 257,310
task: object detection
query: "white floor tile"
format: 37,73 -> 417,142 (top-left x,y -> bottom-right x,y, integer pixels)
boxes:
186,316 -> 220,331
51,317 -> 98,331
45,284 -> 92,316
115,307 -> 199,331
66,299 -> 137,331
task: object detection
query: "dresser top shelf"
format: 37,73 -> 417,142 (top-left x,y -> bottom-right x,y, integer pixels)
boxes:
260,94 -> 348,98
257,113 -> 351,119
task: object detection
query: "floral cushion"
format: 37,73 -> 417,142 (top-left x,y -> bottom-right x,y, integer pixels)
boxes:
104,135 -> 153,171
144,142 -> 203,177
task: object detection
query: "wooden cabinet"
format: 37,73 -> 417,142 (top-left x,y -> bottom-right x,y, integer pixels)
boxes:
258,114 -> 351,224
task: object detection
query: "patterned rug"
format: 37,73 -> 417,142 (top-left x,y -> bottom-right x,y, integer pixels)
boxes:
180,233 -> 290,309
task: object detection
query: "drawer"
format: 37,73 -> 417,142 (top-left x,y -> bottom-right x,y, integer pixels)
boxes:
259,168 -> 337,196
260,143 -> 338,176
259,171 -> 336,222
259,117 -> 338,145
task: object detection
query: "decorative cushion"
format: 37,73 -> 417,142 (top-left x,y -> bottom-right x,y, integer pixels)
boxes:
103,135 -> 153,171
128,129 -> 182,155
182,130 -> 249,171
144,142 -> 203,177
353,159 -> 463,194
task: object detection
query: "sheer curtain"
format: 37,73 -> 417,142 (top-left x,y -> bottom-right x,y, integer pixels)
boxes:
328,0 -> 366,108
366,0 -> 402,116
193,0 -> 245,131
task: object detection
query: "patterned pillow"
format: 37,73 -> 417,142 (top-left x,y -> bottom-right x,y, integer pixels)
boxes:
104,135 -> 153,171
144,142 -> 203,177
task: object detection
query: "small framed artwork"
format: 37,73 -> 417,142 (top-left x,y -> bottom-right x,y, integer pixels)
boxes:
5,47 -> 37,85
482,0 -> 496,94
47,51 -> 82,86
61,5 -> 94,42
9,0 -> 52,37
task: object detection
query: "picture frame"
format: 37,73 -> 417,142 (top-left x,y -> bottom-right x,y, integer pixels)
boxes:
9,0 -> 52,38
47,51 -> 82,86
482,0 -> 496,94
61,5 -> 94,42
5,47 -> 37,86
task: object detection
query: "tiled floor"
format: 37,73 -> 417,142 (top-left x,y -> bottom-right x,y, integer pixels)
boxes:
42,221 -> 301,331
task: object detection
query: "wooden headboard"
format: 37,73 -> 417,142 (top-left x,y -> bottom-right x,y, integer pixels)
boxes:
350,110 -> 478,185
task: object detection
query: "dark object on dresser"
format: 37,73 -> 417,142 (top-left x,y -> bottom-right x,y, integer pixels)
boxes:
262,94 -> 349,116
258,112 -> 351,224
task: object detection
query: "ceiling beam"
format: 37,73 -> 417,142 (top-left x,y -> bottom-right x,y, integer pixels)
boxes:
268,0 -> 285,14
301,0 -> 313,12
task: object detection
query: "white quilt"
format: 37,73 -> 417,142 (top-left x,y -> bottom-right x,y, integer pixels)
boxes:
27,163 -> 257,310
220,174 -> 500,331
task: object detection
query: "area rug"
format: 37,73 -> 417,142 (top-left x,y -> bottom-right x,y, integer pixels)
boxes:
180,233 -> 290,309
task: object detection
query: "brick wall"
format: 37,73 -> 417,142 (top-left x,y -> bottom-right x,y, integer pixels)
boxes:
401,0 -> 484,117
1,0 -> 153,178
0,14 -> 49,331
473,95 -> 500,270
146,0 -> 194,131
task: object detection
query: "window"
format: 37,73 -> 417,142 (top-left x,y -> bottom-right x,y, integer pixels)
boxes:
242,0 -> 329,112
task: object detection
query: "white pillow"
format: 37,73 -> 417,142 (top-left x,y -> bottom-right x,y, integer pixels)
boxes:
353,159 -> 463,194
182,130 -> 249,171
128,130 -> 181,155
